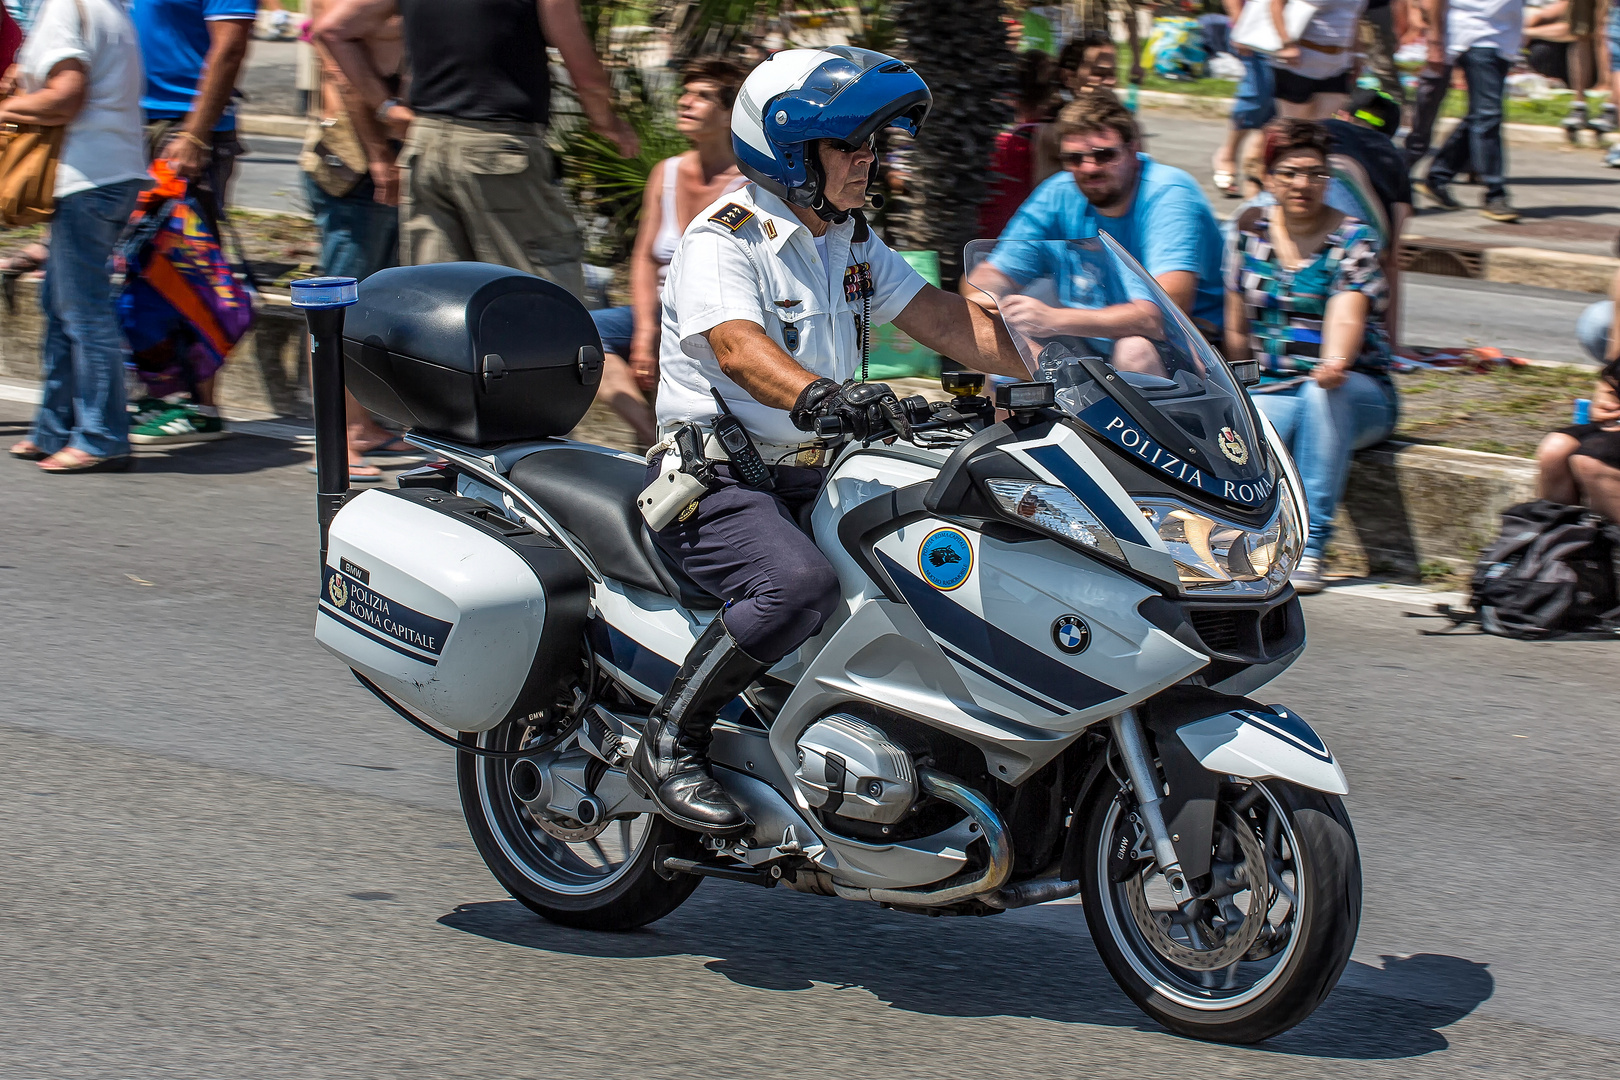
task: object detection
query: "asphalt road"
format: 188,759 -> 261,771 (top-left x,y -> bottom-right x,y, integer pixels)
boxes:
2,397 -> 1618,1077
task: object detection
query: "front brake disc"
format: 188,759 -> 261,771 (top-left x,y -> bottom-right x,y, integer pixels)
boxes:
1122,808 -> 1268,971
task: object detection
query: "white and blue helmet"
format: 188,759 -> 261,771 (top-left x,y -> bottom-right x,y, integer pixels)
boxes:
732,47 -> 932,221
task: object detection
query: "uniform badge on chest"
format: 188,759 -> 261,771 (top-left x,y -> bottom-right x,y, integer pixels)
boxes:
780,319 -> 800,351
843,261 -> 874,302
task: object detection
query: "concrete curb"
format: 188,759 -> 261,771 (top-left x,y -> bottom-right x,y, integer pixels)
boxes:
1331,440 -> 1536,577
1136,88 -> 1587,148
237,113 -> 305,139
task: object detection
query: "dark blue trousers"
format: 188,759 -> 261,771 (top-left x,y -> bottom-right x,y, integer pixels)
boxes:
1425,46 -> 1512,199
648,463 -> 841,664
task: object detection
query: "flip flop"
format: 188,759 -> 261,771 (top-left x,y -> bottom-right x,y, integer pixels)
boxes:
362,436 -> 426,458
38,448 -> 132,473
9,440 -> 46,460
1213,169 -> 1238,197
307,462 -> 385,483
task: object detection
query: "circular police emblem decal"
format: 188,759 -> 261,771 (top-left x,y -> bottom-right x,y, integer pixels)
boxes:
917,527 -> 973,591
327,573 -> 347,608
1217,426 -> 1249,465
1052,615 -> 1090,654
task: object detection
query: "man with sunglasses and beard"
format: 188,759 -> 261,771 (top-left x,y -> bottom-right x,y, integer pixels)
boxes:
965,92 -> 1225,355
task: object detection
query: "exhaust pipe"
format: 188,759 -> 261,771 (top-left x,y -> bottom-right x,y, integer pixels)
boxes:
833,768 -> 1013,908
290,276 -> 359,565
509,758 -> 544,804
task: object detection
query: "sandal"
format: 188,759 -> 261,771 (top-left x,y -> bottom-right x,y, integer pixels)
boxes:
9,439 -> 46,460
1213,169 -> 1240,198
38,447 -> 132,473
359,436 -> 425,459
306,461 -> 385,483
0,242 -> 48,275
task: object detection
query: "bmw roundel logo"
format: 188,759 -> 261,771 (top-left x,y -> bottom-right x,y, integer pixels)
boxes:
1052,614 -> 1090,654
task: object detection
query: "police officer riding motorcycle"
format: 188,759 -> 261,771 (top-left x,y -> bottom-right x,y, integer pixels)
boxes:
627,49 -> 1029,835
300,45 -> 1364,1045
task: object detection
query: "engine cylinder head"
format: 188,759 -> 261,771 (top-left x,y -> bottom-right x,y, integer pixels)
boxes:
792,713 -> 919,825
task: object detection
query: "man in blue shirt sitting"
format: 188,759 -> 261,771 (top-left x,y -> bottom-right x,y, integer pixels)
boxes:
965,91 -> 1225,361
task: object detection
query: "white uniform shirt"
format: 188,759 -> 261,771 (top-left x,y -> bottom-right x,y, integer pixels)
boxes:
1444,0 -> 1525,60
18,0 -> 149,198
658,182 -> 928,448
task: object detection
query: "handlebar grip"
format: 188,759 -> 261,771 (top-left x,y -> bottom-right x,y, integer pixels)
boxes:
816,415 -> 844,438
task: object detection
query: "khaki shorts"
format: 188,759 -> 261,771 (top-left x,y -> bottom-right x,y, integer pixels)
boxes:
398,114 -> 584,299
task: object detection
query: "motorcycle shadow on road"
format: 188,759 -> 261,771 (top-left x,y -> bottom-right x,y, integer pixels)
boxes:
439,891 -> 1492,1060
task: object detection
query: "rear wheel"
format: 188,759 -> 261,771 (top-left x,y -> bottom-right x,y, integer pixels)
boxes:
1079,774 -> 1361,1043
457,720 -> 702,930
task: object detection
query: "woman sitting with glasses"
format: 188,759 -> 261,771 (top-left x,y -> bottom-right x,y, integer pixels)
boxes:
1224,118 -> 1398,595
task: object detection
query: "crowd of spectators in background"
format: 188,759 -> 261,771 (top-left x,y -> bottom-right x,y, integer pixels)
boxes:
2,0 -> 1619,583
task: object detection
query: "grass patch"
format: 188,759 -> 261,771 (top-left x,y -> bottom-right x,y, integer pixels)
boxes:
1395,363 -> 1598,457
1138,73 -> 1240,98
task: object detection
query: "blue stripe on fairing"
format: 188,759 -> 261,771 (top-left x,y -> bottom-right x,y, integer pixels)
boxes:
319,604 -> 438,666
876,551 -> 1122,713
1022,443 -> 1152,544
938,643 -> 1065,715
1238,707 -> 1332,762
587,620 -> 748,723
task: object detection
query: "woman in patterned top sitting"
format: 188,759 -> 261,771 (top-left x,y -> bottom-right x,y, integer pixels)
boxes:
1224,118 -> 1399,595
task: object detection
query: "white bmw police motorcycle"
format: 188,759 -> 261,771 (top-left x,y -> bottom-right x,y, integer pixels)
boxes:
294,232 -> 1360,1044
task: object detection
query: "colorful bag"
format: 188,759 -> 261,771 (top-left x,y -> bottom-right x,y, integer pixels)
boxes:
1146,17 -> 1208,81
118,165 -> 256,398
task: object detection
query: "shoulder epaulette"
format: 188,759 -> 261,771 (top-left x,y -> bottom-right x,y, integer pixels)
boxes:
709,203 -> 755,232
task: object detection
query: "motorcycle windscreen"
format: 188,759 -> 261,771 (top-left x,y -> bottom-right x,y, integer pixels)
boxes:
963,237 -> 1275,511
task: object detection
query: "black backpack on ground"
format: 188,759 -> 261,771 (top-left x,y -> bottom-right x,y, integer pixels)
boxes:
1467,500 -> 1620,639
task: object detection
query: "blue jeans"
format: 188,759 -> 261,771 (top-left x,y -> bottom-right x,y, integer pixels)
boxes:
303,173 -> 399,281
1251,373 -> 1399,559
590,304 -> 635,358
1232,50 -> 1276,131
32,179 -> 146,459
1426,46 -> 1511,199
1578,300 -> 1612,362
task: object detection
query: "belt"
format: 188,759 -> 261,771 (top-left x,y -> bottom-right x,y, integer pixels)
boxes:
652,425 -> 830,469
1299,39 -> 1349,54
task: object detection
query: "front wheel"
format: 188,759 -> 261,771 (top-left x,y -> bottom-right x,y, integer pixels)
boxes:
457,720 -> 702,931
1079,774 -> 1361,1043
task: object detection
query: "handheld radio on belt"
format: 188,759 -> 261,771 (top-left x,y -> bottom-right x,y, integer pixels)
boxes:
710,389 -> 774,490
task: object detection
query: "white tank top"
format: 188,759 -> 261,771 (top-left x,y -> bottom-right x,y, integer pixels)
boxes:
652,155 -> 745,294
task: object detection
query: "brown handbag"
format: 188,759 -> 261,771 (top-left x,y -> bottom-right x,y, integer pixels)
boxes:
0,0 -> 87,226
0,122 -> 66,225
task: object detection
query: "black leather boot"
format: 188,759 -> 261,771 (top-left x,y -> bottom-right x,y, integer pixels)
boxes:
629,615 -> 764,836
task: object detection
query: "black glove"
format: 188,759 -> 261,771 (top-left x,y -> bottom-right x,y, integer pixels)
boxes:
791,378 -> 898,442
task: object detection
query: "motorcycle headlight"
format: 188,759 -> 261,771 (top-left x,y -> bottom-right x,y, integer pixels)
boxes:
1135,487 -> 1301,594
986,479 -> 1124,561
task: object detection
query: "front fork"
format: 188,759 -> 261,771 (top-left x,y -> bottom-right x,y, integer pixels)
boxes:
1110,707 -> 1195,905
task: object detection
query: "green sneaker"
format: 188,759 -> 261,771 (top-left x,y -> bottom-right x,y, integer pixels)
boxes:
128,402 -> 227,445
128,396 -> 171,428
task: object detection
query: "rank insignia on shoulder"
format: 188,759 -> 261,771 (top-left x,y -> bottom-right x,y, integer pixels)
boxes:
710,203 -> 754,232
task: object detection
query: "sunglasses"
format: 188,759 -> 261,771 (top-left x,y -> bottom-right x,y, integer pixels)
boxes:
1272,167 -> 1332,184
1059,146 -> 1123,168
825,135 -> 876,155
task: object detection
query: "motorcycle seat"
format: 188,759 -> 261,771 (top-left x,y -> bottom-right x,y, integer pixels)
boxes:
507,446 -> 721,610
